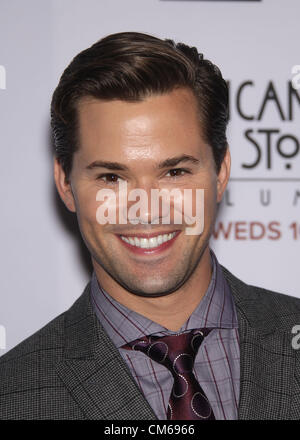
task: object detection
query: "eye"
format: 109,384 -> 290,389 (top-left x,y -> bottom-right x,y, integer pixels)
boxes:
96,173 -> 123,184
166,168 -> 191,178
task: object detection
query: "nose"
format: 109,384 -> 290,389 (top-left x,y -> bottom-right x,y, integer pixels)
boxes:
127,183 -> 157,225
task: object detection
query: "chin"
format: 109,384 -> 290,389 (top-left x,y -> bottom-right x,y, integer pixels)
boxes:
117,275 -> 185,298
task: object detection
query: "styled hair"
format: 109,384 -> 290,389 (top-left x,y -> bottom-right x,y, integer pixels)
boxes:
51,31 -> 229,181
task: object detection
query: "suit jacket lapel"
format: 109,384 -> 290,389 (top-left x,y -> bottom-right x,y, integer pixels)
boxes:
54,283 -> 157,420
222,267 -> 295,420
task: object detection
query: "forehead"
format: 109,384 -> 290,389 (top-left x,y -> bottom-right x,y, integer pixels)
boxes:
76,87 -> 208,164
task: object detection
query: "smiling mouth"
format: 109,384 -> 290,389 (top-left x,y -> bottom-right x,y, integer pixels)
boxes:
121,231 -> 177,248
116,230 -> 181,253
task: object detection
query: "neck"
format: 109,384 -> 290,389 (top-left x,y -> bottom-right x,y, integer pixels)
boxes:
92,246 -> 213,332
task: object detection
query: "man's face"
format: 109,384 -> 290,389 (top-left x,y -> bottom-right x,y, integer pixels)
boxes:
55,87 -> 230,297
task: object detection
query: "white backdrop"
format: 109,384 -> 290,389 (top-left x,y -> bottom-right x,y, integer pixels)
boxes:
0,0 -> 299,354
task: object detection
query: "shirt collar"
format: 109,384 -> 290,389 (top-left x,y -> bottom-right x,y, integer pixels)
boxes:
90,248 -> 238,348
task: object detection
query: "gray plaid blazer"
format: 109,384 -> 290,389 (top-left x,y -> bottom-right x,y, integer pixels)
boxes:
1,266 -> 300,420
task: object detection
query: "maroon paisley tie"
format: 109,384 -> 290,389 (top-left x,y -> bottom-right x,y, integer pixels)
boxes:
122,328 -> 215,420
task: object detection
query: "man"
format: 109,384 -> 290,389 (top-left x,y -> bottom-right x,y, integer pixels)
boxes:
0,31 -> 299,420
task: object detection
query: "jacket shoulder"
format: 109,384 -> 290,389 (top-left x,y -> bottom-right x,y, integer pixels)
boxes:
0,309 -> 65,364
0,312 -> 66,413
221,265 -> 300,332
0,286 -> 90,419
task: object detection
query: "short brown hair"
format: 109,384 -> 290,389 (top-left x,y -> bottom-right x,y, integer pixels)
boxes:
51,31 -> 229,181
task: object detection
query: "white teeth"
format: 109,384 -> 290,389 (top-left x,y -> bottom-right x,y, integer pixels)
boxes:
140,238 -> 148,248
128,237 -> 135,246
148,237 -> 157,248
121,236 -> 130,244
120,232 -> 177,249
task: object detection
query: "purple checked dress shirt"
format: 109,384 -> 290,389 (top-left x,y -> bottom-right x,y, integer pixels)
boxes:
90,249 -> 240,420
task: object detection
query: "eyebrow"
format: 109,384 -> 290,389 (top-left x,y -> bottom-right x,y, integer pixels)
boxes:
86,154 -> 200,171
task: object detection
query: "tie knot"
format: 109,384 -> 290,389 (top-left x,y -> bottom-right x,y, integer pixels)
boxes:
122,328 -> 212,375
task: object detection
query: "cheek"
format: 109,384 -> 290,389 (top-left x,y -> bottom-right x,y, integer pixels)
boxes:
194,181 -> 217,235
204,185 -> 217,220
74,185 -> 100,226
183,180 -> 217,217
204,183 -> 217,206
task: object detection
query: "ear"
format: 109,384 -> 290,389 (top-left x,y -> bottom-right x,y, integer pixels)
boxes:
53,157 -> 76,212
216,147 -> 231,203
